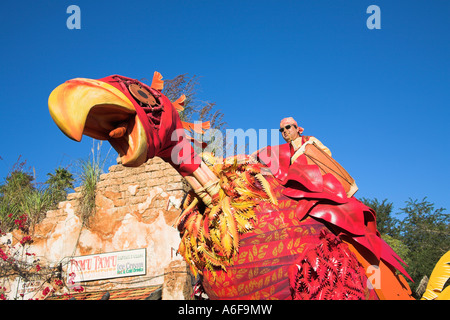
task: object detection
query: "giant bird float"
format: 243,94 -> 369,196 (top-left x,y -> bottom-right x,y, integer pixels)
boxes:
48,72 -> 449,300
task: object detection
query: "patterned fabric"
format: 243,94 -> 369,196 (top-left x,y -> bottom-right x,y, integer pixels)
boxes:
289,230 -> 378,300
199,175 -> 377,300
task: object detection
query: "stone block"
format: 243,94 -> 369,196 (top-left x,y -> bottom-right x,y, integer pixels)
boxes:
162,260 -> 194,300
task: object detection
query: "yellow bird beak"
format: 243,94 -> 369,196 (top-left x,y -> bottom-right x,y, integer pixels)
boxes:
48,78 -> 148,166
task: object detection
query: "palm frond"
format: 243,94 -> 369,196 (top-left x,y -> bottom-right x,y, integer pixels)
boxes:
175,159 -> 279,277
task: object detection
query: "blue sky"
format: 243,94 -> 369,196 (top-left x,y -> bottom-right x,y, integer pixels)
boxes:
0,0 -> 449,215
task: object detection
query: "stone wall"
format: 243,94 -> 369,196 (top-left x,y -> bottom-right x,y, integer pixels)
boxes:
7,157 -> 191,299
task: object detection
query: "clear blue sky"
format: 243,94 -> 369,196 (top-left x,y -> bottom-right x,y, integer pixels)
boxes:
0,0 -> 449,215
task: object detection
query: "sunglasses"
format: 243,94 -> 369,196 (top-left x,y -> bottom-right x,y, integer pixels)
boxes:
279,124 -> 296,133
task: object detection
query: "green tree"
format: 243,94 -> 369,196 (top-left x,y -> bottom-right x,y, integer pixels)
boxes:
0,158 -> 35,233
20,187 -> 52,233
76,140 -> 110,227
361,198 -> 400,237
0,158 -> 75,234
46,166 -> 75,206
381,234 -> 411,266
0,167 -> 34,208
397,197 -> 450,296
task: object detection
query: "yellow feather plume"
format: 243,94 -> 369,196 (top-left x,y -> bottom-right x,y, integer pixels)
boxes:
421,250 -> 450,300
176,156 -> 279,277
436,285 -> 450,300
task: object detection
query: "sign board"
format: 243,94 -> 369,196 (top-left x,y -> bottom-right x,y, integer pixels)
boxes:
67,248 -> 146,282
11,277 -> 45,300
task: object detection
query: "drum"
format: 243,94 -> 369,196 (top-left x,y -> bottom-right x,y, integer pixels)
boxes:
294,140 -> 358,198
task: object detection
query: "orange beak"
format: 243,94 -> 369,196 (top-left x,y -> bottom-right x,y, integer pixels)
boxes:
48,78 -> 148,166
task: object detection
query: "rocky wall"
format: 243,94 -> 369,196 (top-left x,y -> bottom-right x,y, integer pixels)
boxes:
13,157 -> 189,295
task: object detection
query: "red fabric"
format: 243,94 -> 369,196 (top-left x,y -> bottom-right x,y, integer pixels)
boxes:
200,176 -> 380,299
289,230 -> 378,300
256,142 -> 412,281
97,75 -> 200,176
257,143 -> 291,182
201,178 -> 329,299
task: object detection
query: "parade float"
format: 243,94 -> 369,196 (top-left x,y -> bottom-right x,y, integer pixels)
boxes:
48,72 -> 449,300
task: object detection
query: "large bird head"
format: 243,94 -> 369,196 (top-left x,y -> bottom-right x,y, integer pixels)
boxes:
48,72 -> 203,176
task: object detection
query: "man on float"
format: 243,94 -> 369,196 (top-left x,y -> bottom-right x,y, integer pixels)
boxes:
279,116 -> 331,160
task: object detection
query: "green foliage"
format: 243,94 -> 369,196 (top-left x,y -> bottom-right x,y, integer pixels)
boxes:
46,167 -> 75,205
381,234 -> 411,266
364,196 -> 449,297
0,157 -> 75,234
76,140 -> 110,227
397,198 -> 450,295
20,187 -> 53,233
0,158 -> 36,233
361,198 -> 400,237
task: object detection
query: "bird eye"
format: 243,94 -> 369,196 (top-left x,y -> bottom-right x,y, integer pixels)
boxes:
128,83 -> 157,106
